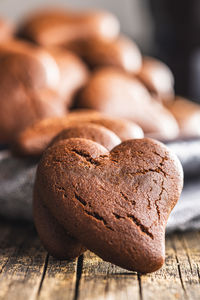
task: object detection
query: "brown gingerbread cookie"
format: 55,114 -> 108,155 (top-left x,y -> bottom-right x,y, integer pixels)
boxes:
34,137 -> 183,273
0,18 -> 13,42
75,67 -> 179,140
0,52 -> 66,143
18,8 -> 120,46
166,96 -> 200,137
34,185 -> 86,259
137,57 -> 174,102
51,123 -> 121,150
13,111 -> 143,156
46,47 -> 89,107
0,39 -> 61,90
69,35 -> 142,74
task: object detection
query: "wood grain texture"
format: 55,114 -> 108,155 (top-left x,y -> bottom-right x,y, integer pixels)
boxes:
0,222 -> 46,300
0,221 -> 200,300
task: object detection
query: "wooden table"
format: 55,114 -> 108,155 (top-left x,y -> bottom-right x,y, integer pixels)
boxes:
0,220 -> 200,300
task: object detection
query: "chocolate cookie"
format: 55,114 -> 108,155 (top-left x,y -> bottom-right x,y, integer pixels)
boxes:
13,111 -> 143,156
166,96 -> 200,137
0,52 -> 66,143
18,9 -> 119,46
46,47 -> 89,106
34,137 -> 183,273
0,18 -> 13,42
34,185 -> 86,259
67,110 -> 144,140
71,35 -> 142,74
137,57 -> 174,101
76,67 -> 179,140
0,39 -> 60,90
51,123 -> 121,150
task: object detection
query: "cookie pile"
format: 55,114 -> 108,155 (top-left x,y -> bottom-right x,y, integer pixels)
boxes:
0,8 -> 187,273
0,7 -> 199,146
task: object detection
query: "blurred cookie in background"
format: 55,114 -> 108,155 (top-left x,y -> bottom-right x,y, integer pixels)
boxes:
137,56 -> 174,102
12,111 -> 144,157
50,123 -> 121,150
75,67 -> 179,140
67,35 -> 142,74
0,18 -> 14,42
166,96 -> 200,138
0,51 -> 67,143
17,8 -> 120,46
46,47 -> 89,107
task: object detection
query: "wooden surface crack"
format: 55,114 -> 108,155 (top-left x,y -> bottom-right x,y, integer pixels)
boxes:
171,237 -> 188,296
175,254 -> 187,294
137,273 -> 143,300
73,255 -> 84,300
37,253 -> 49,297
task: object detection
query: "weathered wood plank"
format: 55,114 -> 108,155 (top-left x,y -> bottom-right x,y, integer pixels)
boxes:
77,251 -> 140,300
0,221 -> 200,300
0,222 -> 47,300
171,232 -> 200,300
38,255 -> 77,300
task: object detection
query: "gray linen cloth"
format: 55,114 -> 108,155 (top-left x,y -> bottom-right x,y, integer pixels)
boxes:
0,148 -> 200,233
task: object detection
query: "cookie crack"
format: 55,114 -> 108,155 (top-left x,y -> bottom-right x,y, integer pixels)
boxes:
55,187 -> 114,231
113,213 -> 153,239
74,192 -> 87,206
153,151 -> 168,165
71,149 -> 101,166
147,193 -> 151,210
120,191 -> 136,206
84,210 -> 114,231
155,178 -> 167,220
129,167 -> 167,178
55,184 -> 66,192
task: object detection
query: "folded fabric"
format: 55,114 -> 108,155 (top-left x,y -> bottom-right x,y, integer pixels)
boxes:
0,151 -> 36,220
0,148 -> 200,233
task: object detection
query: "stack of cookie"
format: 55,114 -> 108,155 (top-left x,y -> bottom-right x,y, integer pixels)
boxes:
0,7 -> 195,273
0,7 -> 199,149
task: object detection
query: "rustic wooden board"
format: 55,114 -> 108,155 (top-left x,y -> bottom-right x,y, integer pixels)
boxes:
0,221 -> 199,300
0,222 -> 46,300
38,256 -> 77,300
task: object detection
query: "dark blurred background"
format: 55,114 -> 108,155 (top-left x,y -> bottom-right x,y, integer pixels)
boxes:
1,0 -> 199,102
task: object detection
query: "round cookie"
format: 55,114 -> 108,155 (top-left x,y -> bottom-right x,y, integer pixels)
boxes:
75,67 -> 179,140
34,137 -> 183,273
13,111 -> 143,156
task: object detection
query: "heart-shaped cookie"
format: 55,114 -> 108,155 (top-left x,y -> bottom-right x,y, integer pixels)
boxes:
34,137 -> 183,273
